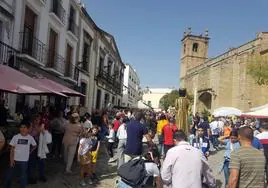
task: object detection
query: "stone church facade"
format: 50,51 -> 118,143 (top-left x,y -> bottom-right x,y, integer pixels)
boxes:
180,29 -> 268,112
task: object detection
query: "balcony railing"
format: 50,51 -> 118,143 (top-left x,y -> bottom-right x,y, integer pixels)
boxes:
19,32 -> 46,65
46,49 -> 65,74
64,61 -> 75,79
97,69 -> 123,94
68,19 -> 78,37
0,40 -> 21,69
50,0 -> 66,24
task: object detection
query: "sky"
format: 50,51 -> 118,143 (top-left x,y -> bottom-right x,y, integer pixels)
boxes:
84,0 -> 268,89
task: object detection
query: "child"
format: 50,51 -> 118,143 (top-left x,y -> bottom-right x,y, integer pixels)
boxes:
83,113 -> 93,130
4,119 -> 37,188
106,123 -> 115,163
78,129 -> 93,186
90,126 -> 100,182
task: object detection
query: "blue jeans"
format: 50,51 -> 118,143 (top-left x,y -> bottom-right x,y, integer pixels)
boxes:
28,150 -> 45,179
157,135 -> 163,156
211,135 -> 219,148
223,160 -> 230,187
4,161 -> 28,188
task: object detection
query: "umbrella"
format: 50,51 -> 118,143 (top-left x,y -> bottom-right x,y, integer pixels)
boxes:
213,107 -> 242,117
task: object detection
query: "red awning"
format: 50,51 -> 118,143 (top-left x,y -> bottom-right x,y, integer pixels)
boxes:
0,65 -> 67,97
35,78 -> 84,97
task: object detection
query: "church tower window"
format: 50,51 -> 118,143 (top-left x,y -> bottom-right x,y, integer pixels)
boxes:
192,43 -> 199,52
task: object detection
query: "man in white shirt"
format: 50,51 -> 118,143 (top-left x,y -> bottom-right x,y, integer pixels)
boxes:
161,130 -> 216,188
209,118 -> 221,150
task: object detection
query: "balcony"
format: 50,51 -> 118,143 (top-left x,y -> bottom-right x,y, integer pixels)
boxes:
0,0 -> 15,16
62,62 -> 77,83
0,40 -> 21,69
19,32 -> 46,66
46,49 -> 65,76
97,69 -> 123,94
50,0 -> 66,25
67,18 -> 79,40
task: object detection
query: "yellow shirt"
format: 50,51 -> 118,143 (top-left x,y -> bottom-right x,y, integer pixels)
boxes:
157,119 -> 168,135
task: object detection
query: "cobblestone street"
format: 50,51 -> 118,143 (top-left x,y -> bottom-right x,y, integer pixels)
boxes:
25,145 -> 225,188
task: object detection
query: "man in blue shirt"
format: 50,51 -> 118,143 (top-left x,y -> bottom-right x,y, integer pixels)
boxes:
124,111 -> 152,162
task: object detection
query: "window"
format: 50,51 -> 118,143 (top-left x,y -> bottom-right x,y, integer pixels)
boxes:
184,44 -> 186,54
82,42 -> 90,71
99,57 -> 104,74
96,89 -> 101,109
80,82 -> 87,106
192,43 -> 199,52
107,60 -> 112,76
0,21 -> 2,41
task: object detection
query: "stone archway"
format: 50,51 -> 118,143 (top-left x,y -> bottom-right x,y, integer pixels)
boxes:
199,92 -> 212,110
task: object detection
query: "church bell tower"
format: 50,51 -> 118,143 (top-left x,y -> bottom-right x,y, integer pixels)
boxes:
180,28 -> 210,87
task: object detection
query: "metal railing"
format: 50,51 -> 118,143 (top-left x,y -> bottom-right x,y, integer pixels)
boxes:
46,49 -> 65,74
68,19 -> 78,37
97,69 -> 123,94
50,0 -> 66,24
19,32 -> 46,65
64,61 -> 75,79
0,40 -> 21,69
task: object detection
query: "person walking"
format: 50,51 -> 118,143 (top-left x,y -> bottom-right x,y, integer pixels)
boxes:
50,110 -> 66,158
117,117 -> 128,168
124,111 -> 152,162
162,117 -> 177,155
218,130 -> 240,187
62,113 -> 83,174
161,130 -> 216,188
192,127 -> 210,158
256,121 -> 268,184
228,126 -> 266,188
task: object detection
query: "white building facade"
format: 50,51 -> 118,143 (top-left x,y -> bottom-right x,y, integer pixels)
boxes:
122,64 -> 140,108
142,88 -> 173,111
93,29 -> 125,110
0,0 -> 125,115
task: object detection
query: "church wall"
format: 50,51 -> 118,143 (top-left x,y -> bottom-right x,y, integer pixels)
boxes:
182,33 -> 268,112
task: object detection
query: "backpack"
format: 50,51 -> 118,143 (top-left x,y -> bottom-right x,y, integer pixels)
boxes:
117,157 -> 147,186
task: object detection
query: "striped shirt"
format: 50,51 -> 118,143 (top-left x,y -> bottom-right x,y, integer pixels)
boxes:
229,146 -> 265,188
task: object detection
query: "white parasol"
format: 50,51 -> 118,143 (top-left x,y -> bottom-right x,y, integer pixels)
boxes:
213,107 -> 242,117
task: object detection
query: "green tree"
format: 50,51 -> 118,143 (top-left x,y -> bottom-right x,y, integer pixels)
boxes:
247,55 -> 268,85
159,90 -> 194,111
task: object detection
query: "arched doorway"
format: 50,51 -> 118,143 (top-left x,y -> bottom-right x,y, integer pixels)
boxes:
199,92 -> 212,110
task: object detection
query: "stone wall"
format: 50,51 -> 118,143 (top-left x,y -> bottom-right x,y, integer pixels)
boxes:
182,33 -> 268,112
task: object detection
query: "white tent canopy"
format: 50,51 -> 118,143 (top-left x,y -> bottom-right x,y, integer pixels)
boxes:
250,103 -> 268,112
241,107 -> 268,118
213,107 -> 242,117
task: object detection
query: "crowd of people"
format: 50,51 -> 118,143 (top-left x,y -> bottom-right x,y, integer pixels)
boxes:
0,105 -> 268,188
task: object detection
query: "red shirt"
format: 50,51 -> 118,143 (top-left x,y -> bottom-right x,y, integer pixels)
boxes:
113,119 -> 121,132
162,124 -> 178,145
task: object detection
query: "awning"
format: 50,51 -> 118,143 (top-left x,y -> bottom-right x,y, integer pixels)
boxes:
0,65 -> 67,97
241,107 -> 268,119
35,78 -> 84,97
